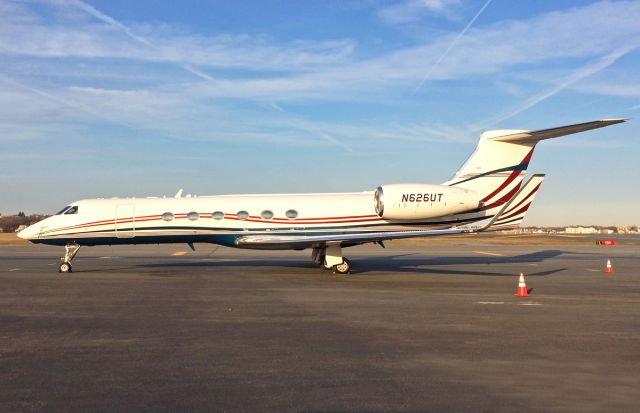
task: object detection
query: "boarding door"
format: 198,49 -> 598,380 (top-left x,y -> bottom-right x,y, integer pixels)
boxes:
115,204 -> 136,238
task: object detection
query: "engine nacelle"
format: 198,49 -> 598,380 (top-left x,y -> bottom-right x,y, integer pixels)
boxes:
374,184 -> 480,220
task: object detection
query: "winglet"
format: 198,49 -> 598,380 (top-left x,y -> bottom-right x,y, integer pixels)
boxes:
455,174 -> 543,233
489,174 -> 545,230
174,188 -> 183,198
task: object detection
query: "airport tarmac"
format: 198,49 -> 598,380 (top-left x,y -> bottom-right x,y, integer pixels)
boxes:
1,236 -> 639,412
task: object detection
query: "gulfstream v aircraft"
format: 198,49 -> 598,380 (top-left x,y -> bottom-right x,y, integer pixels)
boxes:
18,119 -> 624,274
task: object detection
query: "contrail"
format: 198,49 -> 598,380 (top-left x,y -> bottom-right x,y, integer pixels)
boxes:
473,45 -> 637,130
67,0 -> 353,152
413,0 -> 493,95
0,73 -> 121,123
69,0 -> 214,81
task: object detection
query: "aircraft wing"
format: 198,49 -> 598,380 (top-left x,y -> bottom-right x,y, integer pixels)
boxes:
235,227 -> 468,249
236,174 -> 536,249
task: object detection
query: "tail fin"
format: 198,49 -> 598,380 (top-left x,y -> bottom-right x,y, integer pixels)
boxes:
444,119 -> 624,215
489,174 -> 545,231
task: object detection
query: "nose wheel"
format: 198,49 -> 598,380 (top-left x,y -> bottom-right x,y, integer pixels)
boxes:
59,262 -> 72,273
58,243 -> 80,274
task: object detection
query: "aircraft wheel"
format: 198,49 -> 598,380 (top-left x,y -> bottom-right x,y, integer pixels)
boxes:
59,262 -> 72,273
332,258 -> 351,275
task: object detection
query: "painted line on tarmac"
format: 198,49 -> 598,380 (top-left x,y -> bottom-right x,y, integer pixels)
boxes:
586,269 -> 601,272
476,301 -> 544,306
171,251 -> 189,256
473,250 -> 505,257
8,268 -> 21,272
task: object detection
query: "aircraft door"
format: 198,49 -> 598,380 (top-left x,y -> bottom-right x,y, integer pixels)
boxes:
115,204 -> 135,238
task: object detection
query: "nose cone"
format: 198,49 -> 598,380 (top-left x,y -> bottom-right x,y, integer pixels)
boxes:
17,225 -> 35,240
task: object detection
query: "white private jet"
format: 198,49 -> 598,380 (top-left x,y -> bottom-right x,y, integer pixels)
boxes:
18,119 -> 624,274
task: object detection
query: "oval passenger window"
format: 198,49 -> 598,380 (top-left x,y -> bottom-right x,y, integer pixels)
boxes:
261,210 -> 274,220
187,212 -> 199,221
212,211 -> 224,220
162,212 -> 174,221
236,211 -> 249,220
285,209 -> 298,219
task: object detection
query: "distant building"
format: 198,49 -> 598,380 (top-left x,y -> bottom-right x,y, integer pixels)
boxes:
565,226 -> 598,234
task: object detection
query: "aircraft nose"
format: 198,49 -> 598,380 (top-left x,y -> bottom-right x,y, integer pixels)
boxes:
17,225 -> 35,240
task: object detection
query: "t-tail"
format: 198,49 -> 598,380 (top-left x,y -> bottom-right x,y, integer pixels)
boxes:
443,119 -> 625,216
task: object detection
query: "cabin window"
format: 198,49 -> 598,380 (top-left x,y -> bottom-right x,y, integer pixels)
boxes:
261,210 -> 274,220
236,211 -> 249,220
55,206 -> 71,215
285,209 -> 298,220
212,211 -> 224,220
64,206 -> 78,215
187,211 -> 199,221
162,212 -> 174,221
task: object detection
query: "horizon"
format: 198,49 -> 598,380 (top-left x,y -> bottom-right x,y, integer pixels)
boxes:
1,1 -> 639,226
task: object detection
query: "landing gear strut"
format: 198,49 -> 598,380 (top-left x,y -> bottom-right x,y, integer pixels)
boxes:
59,243 -> 81,273
318,244 -> 351,275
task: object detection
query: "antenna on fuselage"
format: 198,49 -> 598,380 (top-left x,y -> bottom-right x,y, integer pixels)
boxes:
174,188 -> 183,198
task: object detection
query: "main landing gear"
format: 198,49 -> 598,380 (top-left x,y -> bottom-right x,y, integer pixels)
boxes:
59,243 -> 81,273
312,244 -> 351,275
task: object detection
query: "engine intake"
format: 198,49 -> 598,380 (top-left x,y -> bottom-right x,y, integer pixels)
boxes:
374,184 -> 480,220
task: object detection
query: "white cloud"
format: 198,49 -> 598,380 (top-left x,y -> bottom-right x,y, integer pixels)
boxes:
378,0 -> 461,24
1,0 -> 639,149
0,1 -> 356,73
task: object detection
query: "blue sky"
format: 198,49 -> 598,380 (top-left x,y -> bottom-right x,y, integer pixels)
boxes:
1,0 -> 639,226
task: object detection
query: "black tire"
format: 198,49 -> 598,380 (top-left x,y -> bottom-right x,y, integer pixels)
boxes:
332,258 -> 351,275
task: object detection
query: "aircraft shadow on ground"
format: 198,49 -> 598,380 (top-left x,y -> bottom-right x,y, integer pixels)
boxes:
355,249 -> 567,276
81,249 -> 568,277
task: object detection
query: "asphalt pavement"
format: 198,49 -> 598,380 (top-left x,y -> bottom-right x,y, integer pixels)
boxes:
1,239 -> 638,412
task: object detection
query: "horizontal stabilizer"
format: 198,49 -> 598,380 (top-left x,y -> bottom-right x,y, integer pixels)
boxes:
488,119 -> 625,144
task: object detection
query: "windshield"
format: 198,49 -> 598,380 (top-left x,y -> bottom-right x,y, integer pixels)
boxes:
55,206 -> 71,215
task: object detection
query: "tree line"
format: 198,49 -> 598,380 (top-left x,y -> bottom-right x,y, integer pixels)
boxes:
0,212 -> 50,233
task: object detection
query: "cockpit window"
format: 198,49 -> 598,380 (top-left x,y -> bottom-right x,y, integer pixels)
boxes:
55,206 -> 72,215
64,206 -> 79,215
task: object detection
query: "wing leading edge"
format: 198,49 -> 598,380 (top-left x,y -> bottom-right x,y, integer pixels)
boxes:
489,119 -> 625,144
235,175 -> 540,249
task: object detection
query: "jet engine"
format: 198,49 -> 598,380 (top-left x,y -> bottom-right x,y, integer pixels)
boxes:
374,184 -> 481,220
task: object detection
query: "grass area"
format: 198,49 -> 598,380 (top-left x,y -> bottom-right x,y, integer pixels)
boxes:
0,233 -> 27,246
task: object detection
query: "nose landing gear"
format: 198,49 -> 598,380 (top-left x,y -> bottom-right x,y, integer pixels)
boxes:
59,243 -> 81,273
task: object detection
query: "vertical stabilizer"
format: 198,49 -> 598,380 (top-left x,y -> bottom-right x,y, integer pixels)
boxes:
443,119 -> 624,216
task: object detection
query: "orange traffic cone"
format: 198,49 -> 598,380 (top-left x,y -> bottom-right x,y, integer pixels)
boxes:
604,259 -> 614,274
514,273 -> 529,297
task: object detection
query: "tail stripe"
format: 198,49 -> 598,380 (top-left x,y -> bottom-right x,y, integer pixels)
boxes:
500,182 -> 542,216
480,168 -> 522,203
480,183 -> 521,211
496,203 -> 531,222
